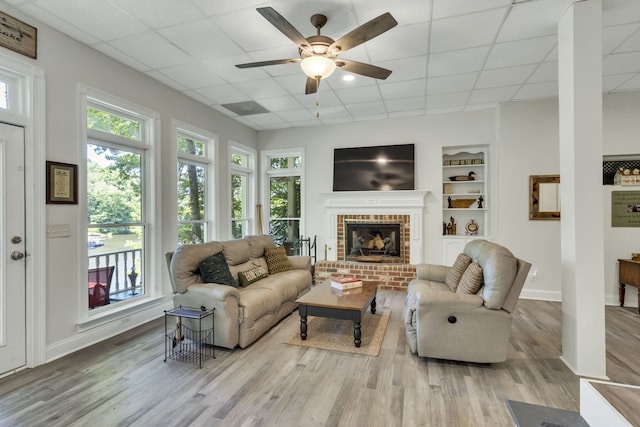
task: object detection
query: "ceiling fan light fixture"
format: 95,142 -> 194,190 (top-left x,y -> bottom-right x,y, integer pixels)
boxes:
300,56 -> 336,79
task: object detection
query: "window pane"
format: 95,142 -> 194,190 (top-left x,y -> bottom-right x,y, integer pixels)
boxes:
0,81 -> 6,109
178,161 -> 205,221
232,173 -> 247,220
178,223 -> 206,245
88,225 -> 144,309
269,219 -> 300,247
270,156 -> 301,169
87,143 -> 142,225
231,219 -> 247,239
231,152 -> 247,167
87,107 -> 141,140
178,135 -> 205,157
270,176 -> 301,218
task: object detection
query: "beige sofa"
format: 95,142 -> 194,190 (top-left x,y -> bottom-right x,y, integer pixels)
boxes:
169,235 -> 312,349
404,240 -> 531,363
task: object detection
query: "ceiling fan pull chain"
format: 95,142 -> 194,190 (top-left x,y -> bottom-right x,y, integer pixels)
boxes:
315,77 -> 321,118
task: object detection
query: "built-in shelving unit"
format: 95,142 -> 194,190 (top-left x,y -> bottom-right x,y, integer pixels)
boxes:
441,145 -> 489,264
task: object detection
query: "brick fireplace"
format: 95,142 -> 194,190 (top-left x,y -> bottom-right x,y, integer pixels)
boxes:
315,191 -> 427,291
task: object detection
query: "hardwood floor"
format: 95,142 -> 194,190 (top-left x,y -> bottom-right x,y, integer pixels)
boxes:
1,291 -> 639,426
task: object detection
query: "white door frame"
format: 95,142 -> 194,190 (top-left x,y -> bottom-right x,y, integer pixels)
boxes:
0,52 -> 46,370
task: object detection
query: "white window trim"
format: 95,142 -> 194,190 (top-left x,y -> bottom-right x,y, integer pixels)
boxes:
174,120 -> 217,244
261,147 -> 306,241
230,142 -> 257,238
77,85 -> 161,326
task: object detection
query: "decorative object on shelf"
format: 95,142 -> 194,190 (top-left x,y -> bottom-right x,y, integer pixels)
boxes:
449,198 -> 476,208
443,183 -> 452,194
477,195 -> 484,208
465,219 -> 479,235
449,171 -> 476,181
632,253 -> 640,261
614,167 -> 640,186
446,216 -> 457,235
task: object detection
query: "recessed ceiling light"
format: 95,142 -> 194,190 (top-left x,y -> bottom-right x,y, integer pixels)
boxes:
343,74 -> 355,82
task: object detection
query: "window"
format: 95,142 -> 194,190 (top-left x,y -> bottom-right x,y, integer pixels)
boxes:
230,145 -> 255,239
0,68 -> 22,114
85,97 -> 153,310
177,124 -> 215,245
263,150 -> 304,247
0,80 -> 6,109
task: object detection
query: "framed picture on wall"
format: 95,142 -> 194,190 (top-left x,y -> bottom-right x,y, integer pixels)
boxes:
46,161 -> 78,204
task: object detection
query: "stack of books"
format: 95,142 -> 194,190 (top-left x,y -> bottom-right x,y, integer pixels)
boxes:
330,276 -> 363,290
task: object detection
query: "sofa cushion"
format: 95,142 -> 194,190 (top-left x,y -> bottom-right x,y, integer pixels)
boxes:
456,262 -> 483,294
445,253 -> 472,291
246,234 -> 277,258
264,246 -> 293,274
238,265 -> 269,287
171,241 -> 223,293
222,239 -> 251,266
199,252 -> 238,287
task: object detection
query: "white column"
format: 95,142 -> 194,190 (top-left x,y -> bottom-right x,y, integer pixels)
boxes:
558,0 -> 606,377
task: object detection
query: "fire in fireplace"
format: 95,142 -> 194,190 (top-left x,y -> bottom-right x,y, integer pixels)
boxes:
345,221 -> 402,262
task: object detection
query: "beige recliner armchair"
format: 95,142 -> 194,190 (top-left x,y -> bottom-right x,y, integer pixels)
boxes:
404,240 -> 531,363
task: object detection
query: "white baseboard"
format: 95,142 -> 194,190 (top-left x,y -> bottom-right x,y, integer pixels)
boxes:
520,289 -> 561,301
46,299 -> 173,363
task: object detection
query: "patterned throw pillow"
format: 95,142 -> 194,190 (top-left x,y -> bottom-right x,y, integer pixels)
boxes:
198,251 -> 239,287
456,262 -> 484,294
238,266 -> 269,287
445,253 -> 472,291
264,246 -> 293,274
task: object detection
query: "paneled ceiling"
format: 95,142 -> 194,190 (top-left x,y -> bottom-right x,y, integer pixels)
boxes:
5,0 -> 640,130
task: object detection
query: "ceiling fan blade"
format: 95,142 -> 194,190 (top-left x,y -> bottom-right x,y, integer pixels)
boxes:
236,58 -> 301,69
336,59 -> 392,80
305,77 -> 319,95
257,7 -> 310,50
330,12 -> 397,53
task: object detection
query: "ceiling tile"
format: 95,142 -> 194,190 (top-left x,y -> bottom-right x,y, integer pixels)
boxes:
485,36 -> 556,69
603,0 -> 640,27
346,101 -> 388,117
386,96 -> 426,112
275,109 -> 317,122
604,51 -> 640,75
367,23 -> 429,62
611,26 -> 640,54
111,0 -> 205,28
427,73 -> 478,95
19,3 -> 101,45
107,31 -> 193,69
197,84 -> 251,105
92,43 -> 152,72
496,0 -> 573,42
146,70 -> 188,91
213,8 -> 292,53
476,65 -> 537,89
428,46 -> 491,76
603,23 -> 640,54
468,85 -> 520,104
351,0 -> 431,26
157,63 -> 225,89
187,0 -> 264,17
431,9 -> 506,53
257,96 -> 304,113
379,80 -> 426,100
201,55 -> 271,83
513,82 -> 559,101
233,79 -> 290,100
158,19 -> 243,60
427,91 -> 470,109
377,56 -> 428,83
432,0 -> 511,20
615,73 -> 640,91
528,62 -> 558,84
604,73 -> 637,91
34,0 -> 144,41
335,86 -> 382,104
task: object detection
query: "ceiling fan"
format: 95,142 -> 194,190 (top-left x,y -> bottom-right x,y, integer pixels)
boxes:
236,7 -> 398,95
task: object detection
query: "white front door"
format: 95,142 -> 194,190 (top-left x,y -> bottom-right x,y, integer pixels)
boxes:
0,122 -> 26,374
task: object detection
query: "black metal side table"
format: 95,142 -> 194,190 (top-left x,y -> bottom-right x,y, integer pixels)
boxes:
164,306 -> 214,368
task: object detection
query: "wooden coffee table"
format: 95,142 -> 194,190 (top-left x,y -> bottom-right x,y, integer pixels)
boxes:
295,281 -> 378,347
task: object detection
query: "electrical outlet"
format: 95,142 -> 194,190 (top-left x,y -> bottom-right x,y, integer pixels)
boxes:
531,270 -> 538,280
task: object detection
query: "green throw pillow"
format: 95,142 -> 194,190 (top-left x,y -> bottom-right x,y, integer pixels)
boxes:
199,252 -> 238,287
238,265 -> 269,287
264,246 -> 293,274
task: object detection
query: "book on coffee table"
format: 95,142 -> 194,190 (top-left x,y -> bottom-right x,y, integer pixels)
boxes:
331,276 -> 363,290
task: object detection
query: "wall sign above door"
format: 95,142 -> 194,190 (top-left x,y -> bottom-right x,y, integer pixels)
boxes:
0,11 -> 37,59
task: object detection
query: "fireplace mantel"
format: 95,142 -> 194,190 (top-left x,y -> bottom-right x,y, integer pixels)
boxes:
320,190 -> 428,264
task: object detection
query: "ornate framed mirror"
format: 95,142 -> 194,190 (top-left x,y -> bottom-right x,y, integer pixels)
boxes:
529,175 -> 560,220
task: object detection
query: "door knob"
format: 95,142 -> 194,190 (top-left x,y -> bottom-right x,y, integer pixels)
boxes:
10,251 -> 25,260
11,236 -> 22,244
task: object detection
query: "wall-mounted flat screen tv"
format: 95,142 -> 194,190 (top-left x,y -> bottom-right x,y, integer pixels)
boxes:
333,143 -> 415,191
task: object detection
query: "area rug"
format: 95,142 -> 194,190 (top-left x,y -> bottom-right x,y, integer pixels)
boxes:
285,311 -> 390,356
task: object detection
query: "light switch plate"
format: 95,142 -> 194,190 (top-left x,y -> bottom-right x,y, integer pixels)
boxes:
46,224 -> 71,238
